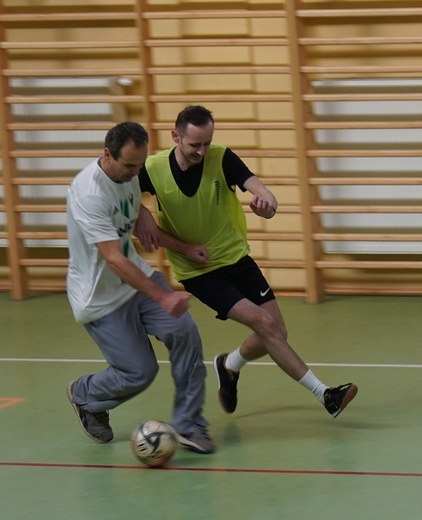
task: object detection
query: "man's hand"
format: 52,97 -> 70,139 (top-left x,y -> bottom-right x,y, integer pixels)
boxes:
183,244 -> 209,264
249,195 -> 276,219
159,291 -> 191,317
134,205 -> 160,253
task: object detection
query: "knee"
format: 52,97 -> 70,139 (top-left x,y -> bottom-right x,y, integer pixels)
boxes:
258,310 -> 288,340
258,312 -> 277,333
256,312 -> 288,340
163,315 -> 204,359
119,363 -> 159,395
165,314 -> 201,343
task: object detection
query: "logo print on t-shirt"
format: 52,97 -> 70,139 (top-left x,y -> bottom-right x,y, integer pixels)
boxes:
215,180 -> 220,206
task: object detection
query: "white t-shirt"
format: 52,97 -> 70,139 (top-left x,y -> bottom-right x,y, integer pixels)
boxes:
66,158 -> 154,323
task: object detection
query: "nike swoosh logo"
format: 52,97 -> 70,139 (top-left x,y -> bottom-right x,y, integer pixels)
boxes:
260,287 -> 270,297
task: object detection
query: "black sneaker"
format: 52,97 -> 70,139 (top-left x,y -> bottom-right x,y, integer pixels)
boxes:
324,383 -> 358,418
213,354 -> 239,414
175,427 -> 215,454
66,380 -> 114,443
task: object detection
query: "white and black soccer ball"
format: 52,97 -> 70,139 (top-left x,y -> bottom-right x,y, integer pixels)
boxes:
131,420 -> 178,467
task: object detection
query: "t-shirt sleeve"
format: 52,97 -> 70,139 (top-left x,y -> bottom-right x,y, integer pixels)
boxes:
69,192 -> 119,245
139,165 -> 156,195
222,148 -> 255,192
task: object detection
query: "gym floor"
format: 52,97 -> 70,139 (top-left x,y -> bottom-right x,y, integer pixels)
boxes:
1,291 -> 421,519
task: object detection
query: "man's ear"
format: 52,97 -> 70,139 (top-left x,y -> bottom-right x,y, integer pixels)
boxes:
171,130 -> 179,144
103,147 -> 113,159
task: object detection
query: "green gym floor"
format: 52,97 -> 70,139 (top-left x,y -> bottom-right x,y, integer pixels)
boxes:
1,291 -> 421,520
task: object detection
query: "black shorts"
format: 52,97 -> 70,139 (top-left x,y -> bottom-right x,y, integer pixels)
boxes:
181,255 -> 275,320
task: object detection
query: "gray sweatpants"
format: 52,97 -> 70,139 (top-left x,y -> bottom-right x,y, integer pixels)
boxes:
71,271 -> 208,436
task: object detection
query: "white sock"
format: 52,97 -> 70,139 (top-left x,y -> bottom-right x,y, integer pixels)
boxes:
298,369 -> 328,404
225,347 -> 247,373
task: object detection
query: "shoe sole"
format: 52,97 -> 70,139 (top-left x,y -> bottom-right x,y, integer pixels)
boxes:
332,384 -> 358,418
213,355 -> 236,414
174,432 -> 215,454
66,381 -> 111,444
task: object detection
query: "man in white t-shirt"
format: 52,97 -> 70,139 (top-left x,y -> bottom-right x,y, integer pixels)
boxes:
66,122 -> 214,454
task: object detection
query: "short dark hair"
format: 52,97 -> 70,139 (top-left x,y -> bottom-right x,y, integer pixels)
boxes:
175,105 -> 214,133
105,122 -> 149,160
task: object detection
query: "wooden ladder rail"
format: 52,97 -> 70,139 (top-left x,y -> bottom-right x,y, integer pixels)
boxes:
285,1 -> 324,303
287,1 -> 422,298
135,2 -> 300,291
0,1 -> 28,298
0,2 -> 150,296
296,7 -> 422,18
135,2 -> 290,150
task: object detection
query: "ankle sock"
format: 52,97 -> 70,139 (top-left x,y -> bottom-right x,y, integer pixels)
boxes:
225,347 -> 247,373
298,369 -> 328,403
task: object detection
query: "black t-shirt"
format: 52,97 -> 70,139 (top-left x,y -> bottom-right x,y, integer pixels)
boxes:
139,147 -> 254,197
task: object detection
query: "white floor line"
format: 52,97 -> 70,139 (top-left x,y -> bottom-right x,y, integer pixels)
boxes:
1,358 -> 422,368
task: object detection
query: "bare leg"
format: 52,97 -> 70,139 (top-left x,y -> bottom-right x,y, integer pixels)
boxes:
227,298 -> 308,381
215,298 -> 357,417
235,299 -> 288,360
216,297 -> 358,418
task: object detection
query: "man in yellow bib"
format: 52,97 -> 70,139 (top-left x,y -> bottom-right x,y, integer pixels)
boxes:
138,105 -> 357,419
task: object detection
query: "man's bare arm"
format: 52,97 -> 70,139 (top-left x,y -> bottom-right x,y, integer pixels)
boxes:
96,239 -> 190,317
243,176 -> 277,219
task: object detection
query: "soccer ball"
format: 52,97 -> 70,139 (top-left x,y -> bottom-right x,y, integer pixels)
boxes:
131,420 -> 178,467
